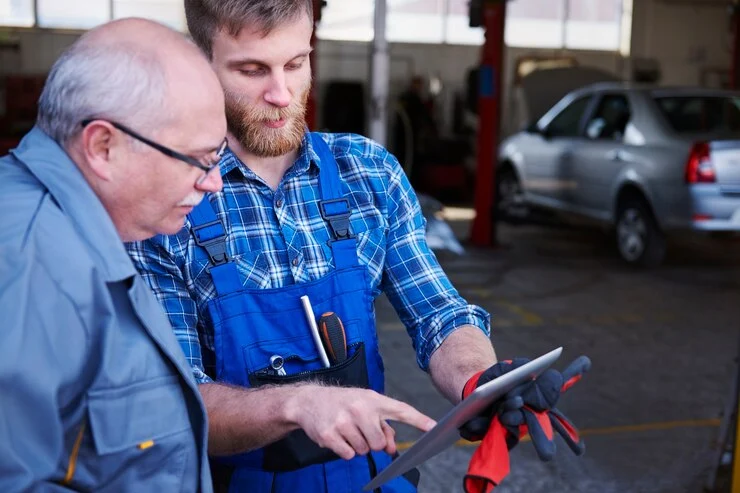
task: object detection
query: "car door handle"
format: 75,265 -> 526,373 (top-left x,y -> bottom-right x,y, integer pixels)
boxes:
606,149 -> 625,161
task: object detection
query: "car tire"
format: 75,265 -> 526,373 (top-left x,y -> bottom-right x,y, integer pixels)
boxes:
495,167 -> 528,224
615,197 -> 666,267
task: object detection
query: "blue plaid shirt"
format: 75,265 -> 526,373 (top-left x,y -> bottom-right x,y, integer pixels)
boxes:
126,132 -> 490,383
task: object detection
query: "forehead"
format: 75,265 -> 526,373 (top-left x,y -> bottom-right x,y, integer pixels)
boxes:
212,13 -> 313,64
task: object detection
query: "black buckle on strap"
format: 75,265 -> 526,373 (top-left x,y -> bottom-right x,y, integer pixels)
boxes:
192,220 -> 229,266
319,199 -> 354,241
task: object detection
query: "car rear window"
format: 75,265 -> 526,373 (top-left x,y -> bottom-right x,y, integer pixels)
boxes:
653,95 -> 740,133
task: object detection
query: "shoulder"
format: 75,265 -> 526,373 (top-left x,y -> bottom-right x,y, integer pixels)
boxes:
314,132 -> 406,182
0,154 -> 103,296
318,133 -> 390,160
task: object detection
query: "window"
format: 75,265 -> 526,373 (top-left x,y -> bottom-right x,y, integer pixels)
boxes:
506,0 -> 626,52
585,94 -> 631,140
113,0 -> 185,31
0,0 -> 34,27
37,0 -> 110,29
317,1 -> 375,42
654,96 -> 740,134
317,0 -> 484,45
1,0 -> 184,30
445,0 -> 484,45
388,0 -> 444,43
546,96 -> 591,138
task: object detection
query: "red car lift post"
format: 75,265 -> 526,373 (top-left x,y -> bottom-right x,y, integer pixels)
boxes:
470,0 -> 507,247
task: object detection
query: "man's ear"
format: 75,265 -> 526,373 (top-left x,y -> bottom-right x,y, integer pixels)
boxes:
80,121 -> 119,181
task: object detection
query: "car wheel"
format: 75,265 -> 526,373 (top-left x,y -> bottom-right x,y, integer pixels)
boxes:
496,167 -> 528,224
615,197 -> 666,267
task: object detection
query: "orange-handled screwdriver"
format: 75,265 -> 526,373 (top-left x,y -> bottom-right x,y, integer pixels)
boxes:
318,312 -> 347,365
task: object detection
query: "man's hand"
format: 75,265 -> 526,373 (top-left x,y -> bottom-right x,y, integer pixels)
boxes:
459,358 -> 532,443
461,355 -> 591,493
285,385 -> 437,460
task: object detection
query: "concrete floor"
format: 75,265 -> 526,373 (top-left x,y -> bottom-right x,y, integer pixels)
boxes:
376,210 -> 740,493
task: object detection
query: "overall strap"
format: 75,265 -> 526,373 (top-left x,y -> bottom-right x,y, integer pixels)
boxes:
188,199 -> 241,296
310,133 -> 358,269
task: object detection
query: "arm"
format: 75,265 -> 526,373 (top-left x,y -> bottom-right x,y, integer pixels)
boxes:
428,326 -> 496,403
200,381 -> 435,460
0,250 -> 89,491
127,237 -> 435,459
379,151 -> 495,402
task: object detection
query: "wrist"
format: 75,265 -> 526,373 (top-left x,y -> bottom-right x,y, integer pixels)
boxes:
462,370 -> 486,400
281,382 -> 319,429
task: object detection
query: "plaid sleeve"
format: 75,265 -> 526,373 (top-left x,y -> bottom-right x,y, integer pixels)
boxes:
126,235 -> 213,384
379,151 -> 491,371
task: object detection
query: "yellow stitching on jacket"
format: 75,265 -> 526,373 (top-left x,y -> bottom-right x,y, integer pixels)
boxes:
62,420 -> 86,485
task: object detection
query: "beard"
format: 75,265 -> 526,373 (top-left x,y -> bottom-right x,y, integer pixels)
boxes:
224,85 -> 310,158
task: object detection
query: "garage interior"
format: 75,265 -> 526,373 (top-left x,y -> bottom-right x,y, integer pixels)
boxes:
2,0 -> 740,491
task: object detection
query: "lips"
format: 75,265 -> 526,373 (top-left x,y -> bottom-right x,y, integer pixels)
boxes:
264,118 -> 287,129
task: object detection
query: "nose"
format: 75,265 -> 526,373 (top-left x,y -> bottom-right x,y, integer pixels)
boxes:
196,167 -> 223,192
264,72 -> 291,108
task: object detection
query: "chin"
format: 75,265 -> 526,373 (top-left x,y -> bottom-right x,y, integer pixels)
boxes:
159,218 -> 187,236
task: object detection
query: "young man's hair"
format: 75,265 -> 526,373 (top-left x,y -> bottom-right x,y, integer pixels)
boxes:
185,0 -> 314,57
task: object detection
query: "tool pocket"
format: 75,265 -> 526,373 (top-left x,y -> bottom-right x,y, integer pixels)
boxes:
248,342 -> 370,472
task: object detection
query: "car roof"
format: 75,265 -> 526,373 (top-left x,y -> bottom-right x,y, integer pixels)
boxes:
571,82 -> 740,98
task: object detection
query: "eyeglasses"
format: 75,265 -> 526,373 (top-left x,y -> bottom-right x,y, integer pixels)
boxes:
81,119 -> 228,179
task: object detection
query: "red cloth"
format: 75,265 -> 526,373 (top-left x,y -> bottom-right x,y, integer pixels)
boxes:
463,417 -> 511,493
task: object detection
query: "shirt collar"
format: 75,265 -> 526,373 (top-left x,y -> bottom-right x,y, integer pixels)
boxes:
217,131 -> 323,182
11,127 -> 137,282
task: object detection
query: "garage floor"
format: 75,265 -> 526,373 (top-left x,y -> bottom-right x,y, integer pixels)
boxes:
377,209 -> 740,493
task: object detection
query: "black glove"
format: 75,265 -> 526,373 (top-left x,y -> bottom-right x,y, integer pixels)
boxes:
459,358 -> 531,443
498,355 -> 591,460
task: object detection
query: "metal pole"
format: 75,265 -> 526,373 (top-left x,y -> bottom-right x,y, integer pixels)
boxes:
32,0 -> 38,27
369,0 -> 389,145
562,0 -> 570,49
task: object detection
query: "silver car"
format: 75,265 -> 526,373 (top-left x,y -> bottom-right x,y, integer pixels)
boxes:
497,82 -> 740,266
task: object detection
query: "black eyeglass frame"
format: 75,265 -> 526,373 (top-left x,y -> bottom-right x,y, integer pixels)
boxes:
81,119 -> 227,174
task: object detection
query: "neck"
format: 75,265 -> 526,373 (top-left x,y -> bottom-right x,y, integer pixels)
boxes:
228,132 -> 299,190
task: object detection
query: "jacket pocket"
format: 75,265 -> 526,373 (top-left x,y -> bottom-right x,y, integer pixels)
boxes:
87,375 -> 191,455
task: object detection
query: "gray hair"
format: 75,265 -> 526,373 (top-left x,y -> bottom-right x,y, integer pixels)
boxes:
37,40 -> 168,146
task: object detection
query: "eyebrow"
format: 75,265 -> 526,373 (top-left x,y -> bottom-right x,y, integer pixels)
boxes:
226,49 -> 313,69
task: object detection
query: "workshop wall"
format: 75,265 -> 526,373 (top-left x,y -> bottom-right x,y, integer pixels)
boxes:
630,0 -> 730,88
0,0 -> 731,138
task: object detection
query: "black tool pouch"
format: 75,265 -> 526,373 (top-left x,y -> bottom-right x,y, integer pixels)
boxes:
248,342 -> 370,472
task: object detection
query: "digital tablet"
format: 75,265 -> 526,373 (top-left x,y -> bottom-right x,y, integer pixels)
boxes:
363,347 -> 563,491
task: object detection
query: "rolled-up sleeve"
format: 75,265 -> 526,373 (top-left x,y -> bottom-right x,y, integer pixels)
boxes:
0,248 -> 89,491
379,152 -> 491,371
126,235 -> 213,384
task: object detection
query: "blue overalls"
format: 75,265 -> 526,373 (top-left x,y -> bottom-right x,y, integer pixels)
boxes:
188,134 -> 419,493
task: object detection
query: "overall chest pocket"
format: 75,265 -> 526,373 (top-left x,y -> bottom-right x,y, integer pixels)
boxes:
86,375 -> 192,486
245,340 -> 370,472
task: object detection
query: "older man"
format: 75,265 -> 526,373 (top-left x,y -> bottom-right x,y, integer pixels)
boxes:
0,18 -> 226,492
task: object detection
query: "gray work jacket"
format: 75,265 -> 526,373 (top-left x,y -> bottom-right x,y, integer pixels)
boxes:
0,127 -> 212,492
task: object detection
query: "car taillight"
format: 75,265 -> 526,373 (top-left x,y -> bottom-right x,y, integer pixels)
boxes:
685,142 -> 716,183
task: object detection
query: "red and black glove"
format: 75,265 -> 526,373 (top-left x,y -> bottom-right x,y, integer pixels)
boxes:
460,356 -> 591,493
459,358 -> 531,492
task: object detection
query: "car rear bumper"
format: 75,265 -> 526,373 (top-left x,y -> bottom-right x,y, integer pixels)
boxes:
688,184 -> 740,231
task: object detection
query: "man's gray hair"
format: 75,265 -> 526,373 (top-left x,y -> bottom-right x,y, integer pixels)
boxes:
37,41 -> 168,146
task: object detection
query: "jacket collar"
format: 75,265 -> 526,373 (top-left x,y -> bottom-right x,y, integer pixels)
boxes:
11,127 -> 137,282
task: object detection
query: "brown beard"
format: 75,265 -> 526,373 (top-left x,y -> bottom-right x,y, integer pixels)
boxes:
224,87 -> 309,158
